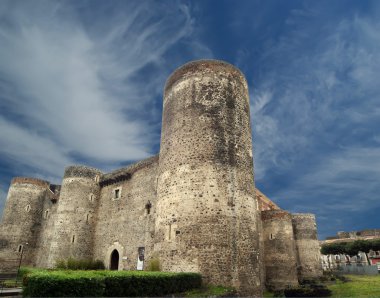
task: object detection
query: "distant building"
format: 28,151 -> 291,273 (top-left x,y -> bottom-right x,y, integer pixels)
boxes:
321,229 -> 380,273
322,229 -> 380,244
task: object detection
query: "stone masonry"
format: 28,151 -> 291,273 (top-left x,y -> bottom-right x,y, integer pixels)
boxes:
0,60 -> 322,295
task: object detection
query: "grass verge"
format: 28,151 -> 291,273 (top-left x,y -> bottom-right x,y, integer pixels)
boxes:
327,274 -> 380,297
184,285 -> 236,297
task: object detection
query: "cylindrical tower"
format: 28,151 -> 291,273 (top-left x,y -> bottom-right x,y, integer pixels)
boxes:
47,166 -> 102,267
0,178 -> 48,268
155,60 -> 262,296
292,213 -> 323,281
261,210 -> 299,289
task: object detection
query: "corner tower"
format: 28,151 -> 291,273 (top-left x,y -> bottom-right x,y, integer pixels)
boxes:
47,166 -> 102,267
292,214 -> 323,281
155,60 -> 262,295
0,178 -> 49,267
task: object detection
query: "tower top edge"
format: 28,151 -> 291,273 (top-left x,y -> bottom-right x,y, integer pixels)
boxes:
63,165 -> 102,179
11,177 -> 50,187
164,59 -> 247,94
261,209 -> 291,221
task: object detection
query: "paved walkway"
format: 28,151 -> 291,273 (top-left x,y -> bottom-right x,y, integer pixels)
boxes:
0,287 -> 22,297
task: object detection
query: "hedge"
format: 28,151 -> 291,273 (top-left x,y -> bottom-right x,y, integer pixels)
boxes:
22,270 -> 202,297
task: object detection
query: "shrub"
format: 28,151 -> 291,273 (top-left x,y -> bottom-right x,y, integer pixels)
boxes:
23,271 -> 105,297
146,257 -> 161,271
55,259 -> 67,269
22,270 -> 202,297
284,284 -> 331,297
55,258 -> 105,270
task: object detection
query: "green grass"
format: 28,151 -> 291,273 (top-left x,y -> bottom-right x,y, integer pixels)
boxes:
327,274 -> 380,297
263,290 -> 275,297
184,285 -> 236,297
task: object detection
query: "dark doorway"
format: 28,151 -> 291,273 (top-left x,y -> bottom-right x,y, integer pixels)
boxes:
110,249 -> 119,270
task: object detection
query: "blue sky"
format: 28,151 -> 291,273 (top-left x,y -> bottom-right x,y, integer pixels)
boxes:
0,0 -> 379,239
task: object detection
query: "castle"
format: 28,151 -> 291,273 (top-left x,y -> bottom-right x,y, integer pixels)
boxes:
0,60 -> 322,295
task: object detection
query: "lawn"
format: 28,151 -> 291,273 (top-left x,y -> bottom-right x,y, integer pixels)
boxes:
327,274 -> 380,297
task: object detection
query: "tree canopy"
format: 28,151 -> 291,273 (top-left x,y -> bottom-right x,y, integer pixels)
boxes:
321,239 -> 380,256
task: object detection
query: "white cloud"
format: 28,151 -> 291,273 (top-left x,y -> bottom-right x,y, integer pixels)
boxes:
250,11 -> 380,182
0,1 -> 208,179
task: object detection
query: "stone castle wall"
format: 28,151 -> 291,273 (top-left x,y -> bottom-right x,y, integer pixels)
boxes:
0,59 -> 322,294
0,178 -> 51,267
155,60 -> 262,296
34,187 -> 59,268
93,156 -> 158,270
47,166 -> 102,267
261,210 -> 298,289
292,214 -> 322,280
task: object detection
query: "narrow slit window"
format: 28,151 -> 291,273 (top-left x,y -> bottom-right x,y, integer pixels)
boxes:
25,205 -> 31,212
168,224 -> 172,240
114,189 -> 120,199
86,214 -> 89,223
270,233 -> 273,240
18,245 -> 23,253
145,201 -> 152,215
44,210 -> 49,219
72,235 -> 75,243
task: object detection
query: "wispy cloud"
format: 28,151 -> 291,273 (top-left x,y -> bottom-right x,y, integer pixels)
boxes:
247,2 -> 380,238
0,0 -> 208,183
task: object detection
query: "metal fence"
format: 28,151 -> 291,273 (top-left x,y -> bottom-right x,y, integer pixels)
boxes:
335,264 -> 379,275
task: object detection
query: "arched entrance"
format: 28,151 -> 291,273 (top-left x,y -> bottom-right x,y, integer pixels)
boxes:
110,249 -> 119,270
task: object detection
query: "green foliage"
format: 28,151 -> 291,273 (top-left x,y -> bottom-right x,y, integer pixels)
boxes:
146,257 -> 161,271
18,267 -> 37,278
55,259 -> 67,269
55,258 -> 105,270
321,239 -> 380,256
184,285 -> 236,297
22,270 -> 202,297
23,271 -> 105,297
103,271 -> 202,297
